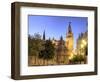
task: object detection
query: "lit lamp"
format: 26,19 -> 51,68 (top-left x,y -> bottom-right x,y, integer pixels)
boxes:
82,39 -> 87,46
81,44 -> 84,48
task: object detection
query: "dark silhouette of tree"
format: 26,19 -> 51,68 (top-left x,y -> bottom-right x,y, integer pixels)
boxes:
43,30 -> 45,40
39,40 -> 55,60
85,45 -> 88,56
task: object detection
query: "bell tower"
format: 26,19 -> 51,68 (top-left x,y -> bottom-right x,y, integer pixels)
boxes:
65,22 -> 74,59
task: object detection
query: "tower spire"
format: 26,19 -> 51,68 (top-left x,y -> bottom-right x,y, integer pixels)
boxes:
43,30 -> 45,40
68,22 -> 72,33
60,35 -> 63,41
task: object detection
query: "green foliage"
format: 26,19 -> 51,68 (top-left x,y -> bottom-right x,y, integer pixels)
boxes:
28,33 -> 44,56
28,33 -> 55,60
39,40 -> 55,60
71,54 -> 84,63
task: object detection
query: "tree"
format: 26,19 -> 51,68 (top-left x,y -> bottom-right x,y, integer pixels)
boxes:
39,40 -> 55,60
78,55 -> 84,63
71,55 -> 79,63
71,54 -> 84,64
28,33 -> 44,56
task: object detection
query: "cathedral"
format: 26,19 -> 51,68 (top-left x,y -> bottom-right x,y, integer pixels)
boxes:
29,21 -> 87,66
44,22 -> 74,64
65,22 -> 74,60
29,22 -> 75,66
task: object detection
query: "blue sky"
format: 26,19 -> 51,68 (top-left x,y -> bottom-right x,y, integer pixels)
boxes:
28,15 -> 87,48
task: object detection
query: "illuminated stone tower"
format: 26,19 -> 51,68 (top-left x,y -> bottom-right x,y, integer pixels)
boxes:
65,22 -> 74,59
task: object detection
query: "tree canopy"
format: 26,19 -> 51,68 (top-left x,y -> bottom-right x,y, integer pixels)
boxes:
28,33 -> 44,56
39,40 -> 55,60
28,33 -> 55,60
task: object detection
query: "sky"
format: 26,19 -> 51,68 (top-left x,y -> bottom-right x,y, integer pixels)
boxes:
28,15 -> 87,48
